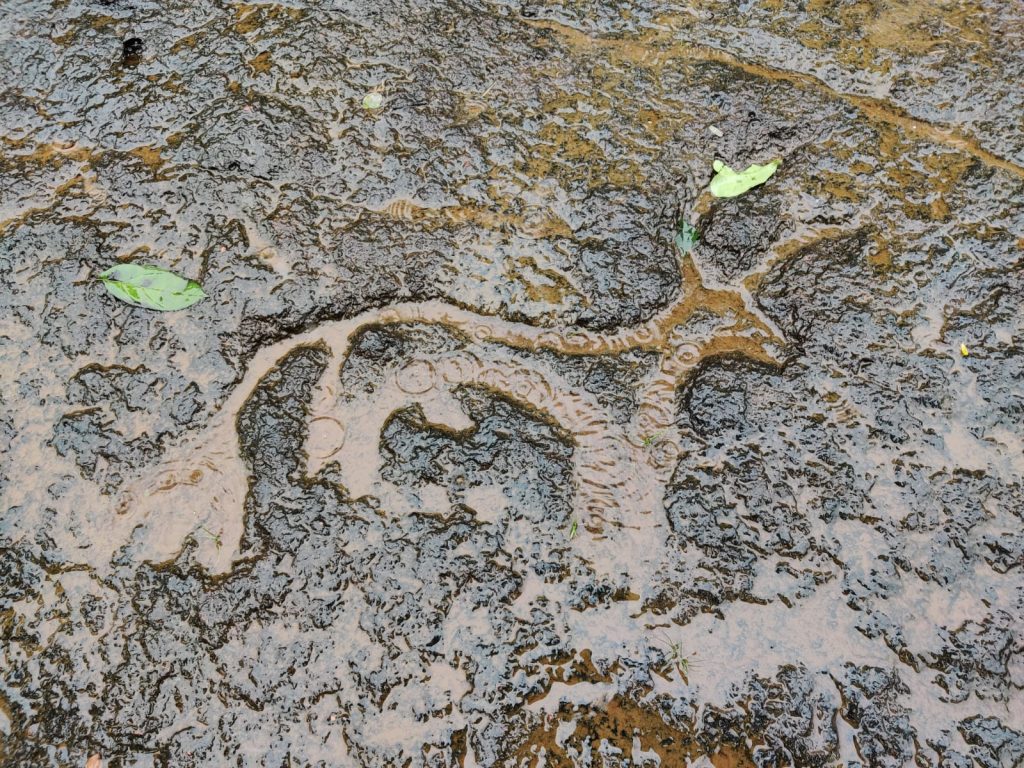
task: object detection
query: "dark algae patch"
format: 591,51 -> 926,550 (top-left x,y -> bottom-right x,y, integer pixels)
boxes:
2,0 -> 1023,766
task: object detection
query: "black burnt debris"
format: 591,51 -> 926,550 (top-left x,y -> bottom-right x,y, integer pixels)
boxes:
121,37 -> 143,66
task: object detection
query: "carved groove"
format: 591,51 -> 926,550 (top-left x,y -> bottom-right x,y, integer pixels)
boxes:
118,250 -> 789,573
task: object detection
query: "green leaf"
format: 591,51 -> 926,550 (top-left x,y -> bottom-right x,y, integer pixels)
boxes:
674,221 -> 699,253
362,92 -> 383,110
98,263 -> 207,311
709,158 -> 781,198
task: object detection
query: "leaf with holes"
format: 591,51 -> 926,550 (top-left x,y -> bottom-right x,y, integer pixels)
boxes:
709,158 -> 781,198
98,264 -> 206,311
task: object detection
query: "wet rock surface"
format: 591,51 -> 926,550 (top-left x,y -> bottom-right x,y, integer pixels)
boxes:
1,1 -> 1023,766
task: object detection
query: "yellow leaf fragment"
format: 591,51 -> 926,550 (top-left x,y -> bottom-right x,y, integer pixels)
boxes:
960,343 -> 969,357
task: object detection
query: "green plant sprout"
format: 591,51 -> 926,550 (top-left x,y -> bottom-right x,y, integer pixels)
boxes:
642,429 -> 669,449
198,525 -> 223,550
658,633 -> 698,680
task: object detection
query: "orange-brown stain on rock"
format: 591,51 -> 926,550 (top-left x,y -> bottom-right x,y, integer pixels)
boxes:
510,694 -> 756,767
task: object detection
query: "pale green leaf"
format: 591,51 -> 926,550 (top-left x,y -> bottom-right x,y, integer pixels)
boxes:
98,263 -> 206,312
709,158 -> 781,198
674,220 -> 699,253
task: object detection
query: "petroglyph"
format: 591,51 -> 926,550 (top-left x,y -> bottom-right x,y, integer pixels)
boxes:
118,249 -> 788,575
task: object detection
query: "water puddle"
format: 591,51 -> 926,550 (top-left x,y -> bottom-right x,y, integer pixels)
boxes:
1,0 -> 1023,765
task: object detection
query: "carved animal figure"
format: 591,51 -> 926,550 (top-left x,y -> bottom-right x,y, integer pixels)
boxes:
117,249 -> 787,577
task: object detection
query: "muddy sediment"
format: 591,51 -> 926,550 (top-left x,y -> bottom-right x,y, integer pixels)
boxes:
1,0 -> 1023,766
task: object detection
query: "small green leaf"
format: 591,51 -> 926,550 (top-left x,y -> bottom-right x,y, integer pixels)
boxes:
568,519 -> 578,540
674,221 -> 699,253
362,92 -> 383,110
709,158 -> 781,198
98,263 -> 206,311
642,429 -> 668,448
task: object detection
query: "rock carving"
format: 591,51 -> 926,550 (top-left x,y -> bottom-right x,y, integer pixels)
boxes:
119,250 -> 788,576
